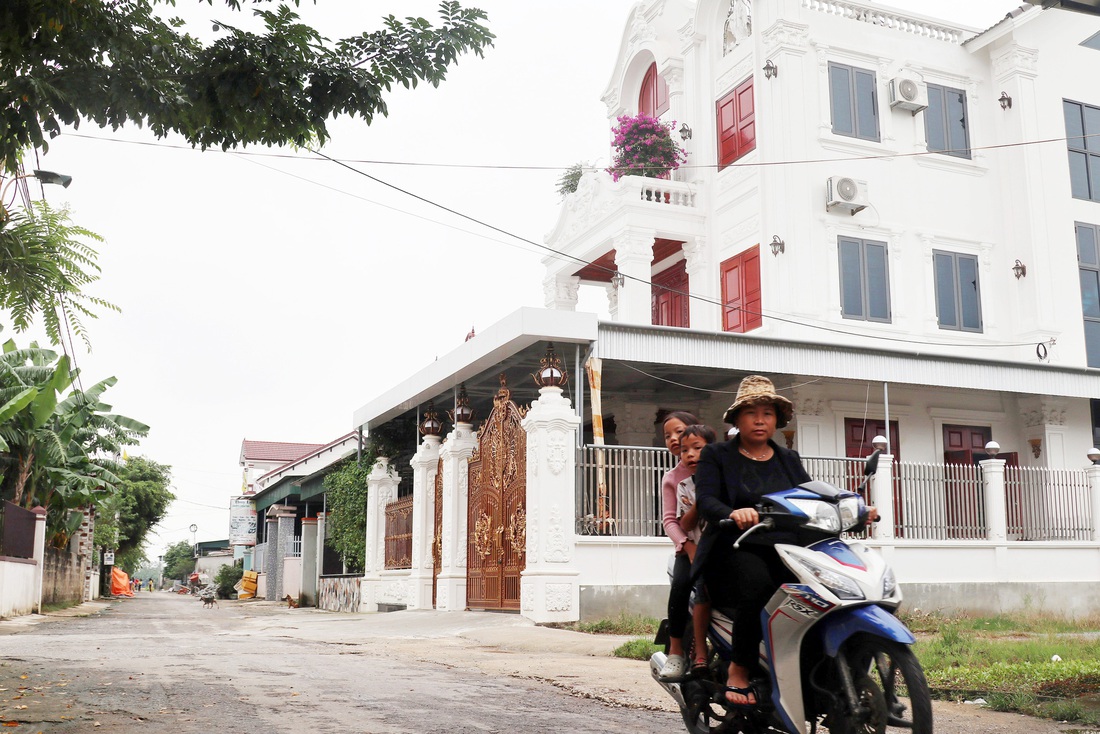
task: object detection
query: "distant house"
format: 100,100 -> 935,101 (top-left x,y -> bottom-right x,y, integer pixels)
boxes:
239,440 -> 325,496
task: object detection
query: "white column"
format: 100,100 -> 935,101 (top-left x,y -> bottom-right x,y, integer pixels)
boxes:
869,454 -> 894,540
32,506 -> 47,614
361,457 -> 398,613
543,274 -> 581,311
613,229 -> 654,325
979,458 -> 1008,542
1086,464 -> 1100,543
437,423 -> 476,611
683,236 -> 716,331
407,435 -> 442,609
604,282 -> 619,321
521,385 -> 583,623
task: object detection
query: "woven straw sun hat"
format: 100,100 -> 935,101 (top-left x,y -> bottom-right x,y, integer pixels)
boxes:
722,374 -> 794,429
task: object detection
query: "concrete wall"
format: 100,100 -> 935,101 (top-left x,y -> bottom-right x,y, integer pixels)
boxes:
318,575 -> 361,613
282,557 -> 302,600
41,548 -> 85,606
0,558 -> 37,617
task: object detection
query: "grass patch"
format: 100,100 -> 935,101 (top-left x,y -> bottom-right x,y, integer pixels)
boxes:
909,611 -> 1100,725
39,600 -> 83,614
550,612 -> 659,636
613,637 -> 661,660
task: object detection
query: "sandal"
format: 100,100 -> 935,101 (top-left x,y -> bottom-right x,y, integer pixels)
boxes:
691,657 -> 709,674
659,654 -> 687,679
723,684 -> 758,706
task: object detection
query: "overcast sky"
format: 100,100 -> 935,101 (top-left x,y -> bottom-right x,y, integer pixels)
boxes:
12,0 -> 1024,558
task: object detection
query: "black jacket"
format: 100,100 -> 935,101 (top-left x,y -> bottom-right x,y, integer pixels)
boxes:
691,437 -> 812,577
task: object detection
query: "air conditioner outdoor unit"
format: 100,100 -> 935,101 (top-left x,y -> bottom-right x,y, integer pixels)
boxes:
826,176 -> 869,215
889,75 -> 928,114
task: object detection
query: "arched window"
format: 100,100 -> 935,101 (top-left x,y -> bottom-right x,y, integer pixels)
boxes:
638,63 -> 669,118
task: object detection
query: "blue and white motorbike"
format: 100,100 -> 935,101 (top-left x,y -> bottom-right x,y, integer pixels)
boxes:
651,451 -> 932,734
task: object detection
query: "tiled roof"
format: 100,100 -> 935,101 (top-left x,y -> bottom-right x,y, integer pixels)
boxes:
240,440 -> 324,464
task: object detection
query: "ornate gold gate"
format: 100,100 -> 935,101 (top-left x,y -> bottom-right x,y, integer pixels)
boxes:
432,456 -> 443,607
466,374 -> 526,611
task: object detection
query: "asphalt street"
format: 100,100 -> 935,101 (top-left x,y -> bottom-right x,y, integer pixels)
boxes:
0,593 -> 1087,734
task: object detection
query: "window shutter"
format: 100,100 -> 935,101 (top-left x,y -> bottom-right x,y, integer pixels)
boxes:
639,64 -> 657,117
717,77 -> 755,169
721,246 -> 761,333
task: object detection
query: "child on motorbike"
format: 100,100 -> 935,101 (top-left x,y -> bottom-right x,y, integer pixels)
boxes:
657,410 -> 699,679
674,424 -> 718,674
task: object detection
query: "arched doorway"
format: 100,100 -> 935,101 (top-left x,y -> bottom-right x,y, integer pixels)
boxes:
466,374 -> 526,611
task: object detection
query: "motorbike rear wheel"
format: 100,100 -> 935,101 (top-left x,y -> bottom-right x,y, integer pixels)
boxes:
846,636 -> 933,734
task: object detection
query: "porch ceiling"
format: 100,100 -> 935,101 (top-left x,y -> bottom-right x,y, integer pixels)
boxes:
595,322 -> 1100,400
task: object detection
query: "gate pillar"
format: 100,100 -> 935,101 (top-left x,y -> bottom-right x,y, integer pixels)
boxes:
437,423 -> 477,611
362,457 -> 399,612
521,384 -> 582,623
408,435 -> 442,609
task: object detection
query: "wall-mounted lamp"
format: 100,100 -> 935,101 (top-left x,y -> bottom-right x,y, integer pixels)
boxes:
781,429 -> 796,449
1087,447 -> 1100,465
1012,259 -> 1027,279
769,235 -> 785,256
611,271 -> 625,289
1028,437 -> 1043,459
763,60 -> 778,80
679,123 -> 692,141
984,440 -> 1001,458
999,91 -> 1013,110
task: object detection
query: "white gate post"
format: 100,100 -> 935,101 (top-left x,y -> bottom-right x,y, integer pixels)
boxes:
1085,462 -> 1100,542
361,457 -> 398,613
869,454 -> 895,540
521,384 -> 582,623
979,458 -> 1008,541
437,423 -> 476,611
32,507 -> 47,614
408,435 -> 442,609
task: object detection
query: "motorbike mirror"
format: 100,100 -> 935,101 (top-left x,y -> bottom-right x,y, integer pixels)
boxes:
864,449 -> 882,476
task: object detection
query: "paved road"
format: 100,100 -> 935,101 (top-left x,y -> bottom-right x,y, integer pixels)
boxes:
0,593 -> 680,733
0,593 -> 1087,734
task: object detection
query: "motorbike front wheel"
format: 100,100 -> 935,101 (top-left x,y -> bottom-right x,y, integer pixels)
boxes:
845,636 -> 933,734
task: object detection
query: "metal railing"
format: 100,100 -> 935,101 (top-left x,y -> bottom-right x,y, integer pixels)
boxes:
576,445 -> 675,536
1006,466 -> 1092,541
288,536 -> 302,558
253,542 -> 266,571
893,462 -> 986,540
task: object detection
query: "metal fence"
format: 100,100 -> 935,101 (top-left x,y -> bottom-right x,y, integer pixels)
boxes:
892,462 -> 986,540
253,542 -> 266,571
1,501 -> 36,559
288,536 -> 303,558
384,495 -> 414,569
1006,465 -> 1092,540
573,448 -> 1094,543
576,445 -> 675,536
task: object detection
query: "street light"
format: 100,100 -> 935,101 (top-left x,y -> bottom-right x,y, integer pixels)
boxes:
189,523 -> 198,556
1,169 -> 73,220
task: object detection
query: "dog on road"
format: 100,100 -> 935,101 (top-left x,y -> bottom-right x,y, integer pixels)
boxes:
201,594 -> 218,609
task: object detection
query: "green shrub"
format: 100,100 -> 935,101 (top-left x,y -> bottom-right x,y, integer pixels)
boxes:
214,561 -> 243,599
614,637 -> 661,660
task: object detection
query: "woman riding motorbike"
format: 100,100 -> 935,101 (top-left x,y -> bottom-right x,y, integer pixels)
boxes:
693,375 -> 877,706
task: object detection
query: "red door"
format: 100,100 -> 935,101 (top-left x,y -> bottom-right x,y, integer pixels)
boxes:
652,260 -> 689,328
721,246 -> 761,333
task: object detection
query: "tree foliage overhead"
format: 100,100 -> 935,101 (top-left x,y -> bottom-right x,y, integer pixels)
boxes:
0,202 -> 118,347
0,0 -> 495,171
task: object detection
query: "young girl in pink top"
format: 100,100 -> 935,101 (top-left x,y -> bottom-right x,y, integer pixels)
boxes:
658,410 -> 699,679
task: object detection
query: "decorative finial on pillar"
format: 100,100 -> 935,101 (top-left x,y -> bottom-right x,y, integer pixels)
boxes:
448,384 -> 475,425
533,342 -> 568,388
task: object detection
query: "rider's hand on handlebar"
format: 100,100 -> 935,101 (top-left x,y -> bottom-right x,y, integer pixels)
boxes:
865,505 -> 881,524
729,507 -> 759,530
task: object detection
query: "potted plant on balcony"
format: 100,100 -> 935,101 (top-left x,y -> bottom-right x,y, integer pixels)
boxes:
606,113 -> 688,182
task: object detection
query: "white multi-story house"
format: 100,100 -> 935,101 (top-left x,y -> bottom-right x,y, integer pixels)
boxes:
348,1 -> 1100,622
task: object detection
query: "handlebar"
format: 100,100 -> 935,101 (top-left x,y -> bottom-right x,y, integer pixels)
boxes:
720,516 -> 776,549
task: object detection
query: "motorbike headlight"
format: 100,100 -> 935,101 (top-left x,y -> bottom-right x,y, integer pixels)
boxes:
797,557 -> 865,600
882,566 -> 897,597
838,497 -> 863,531
789,499 -> 841,533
